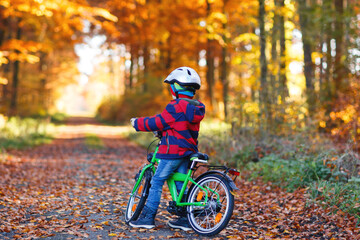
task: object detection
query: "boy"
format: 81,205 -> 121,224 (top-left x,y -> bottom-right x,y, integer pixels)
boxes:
129,67 -> 205,231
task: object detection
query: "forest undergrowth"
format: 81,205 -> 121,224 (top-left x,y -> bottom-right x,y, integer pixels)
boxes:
200,120 -> 360,223
127,119 -> 360,223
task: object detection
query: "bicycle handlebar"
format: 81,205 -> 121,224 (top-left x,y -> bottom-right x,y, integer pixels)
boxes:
153,131 -> 162,139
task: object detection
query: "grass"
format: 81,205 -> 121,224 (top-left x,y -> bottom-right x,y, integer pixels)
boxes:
309,179 -> 360,220
193,119 -> 360,221
120,118 -> 360,221
240,136 -> 360,221
0,116 -> 54,150
84,134 -> 105,149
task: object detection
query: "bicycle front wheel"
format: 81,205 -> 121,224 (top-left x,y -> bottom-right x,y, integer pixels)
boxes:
187,174 -> 234,236
125,168 -> 152,223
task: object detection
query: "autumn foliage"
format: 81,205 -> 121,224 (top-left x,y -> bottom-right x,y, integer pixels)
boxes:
0,120 -> 359,239
0,0 -> 360,238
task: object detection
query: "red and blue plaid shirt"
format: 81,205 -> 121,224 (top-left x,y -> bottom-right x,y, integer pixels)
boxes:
134,98 -> 205,159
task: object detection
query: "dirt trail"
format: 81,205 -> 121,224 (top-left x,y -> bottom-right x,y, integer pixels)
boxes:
0,118 -> 358,239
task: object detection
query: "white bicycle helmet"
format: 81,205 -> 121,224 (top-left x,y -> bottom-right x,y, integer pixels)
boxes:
164,67 -> 201,90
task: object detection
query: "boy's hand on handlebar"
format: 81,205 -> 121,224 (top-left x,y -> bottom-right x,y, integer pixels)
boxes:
130,118 -> 136,127
154,131 -> 162,138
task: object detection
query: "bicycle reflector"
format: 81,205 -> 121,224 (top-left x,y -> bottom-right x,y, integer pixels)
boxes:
228,169 -> 240,176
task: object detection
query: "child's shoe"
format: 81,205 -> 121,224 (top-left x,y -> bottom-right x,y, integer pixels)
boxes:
129,206 -> 156,229
168,217 -> 192,231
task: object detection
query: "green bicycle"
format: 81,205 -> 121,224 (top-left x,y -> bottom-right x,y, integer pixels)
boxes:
125,133 -> 240,236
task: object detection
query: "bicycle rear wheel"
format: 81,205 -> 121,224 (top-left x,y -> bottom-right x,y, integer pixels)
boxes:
187,174 -> 234,236
125,168 -> 152,223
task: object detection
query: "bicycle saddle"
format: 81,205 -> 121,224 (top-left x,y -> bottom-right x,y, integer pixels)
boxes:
190,152 -> 209,161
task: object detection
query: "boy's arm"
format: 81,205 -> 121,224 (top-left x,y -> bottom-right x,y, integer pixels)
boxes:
133,103 -> 176,132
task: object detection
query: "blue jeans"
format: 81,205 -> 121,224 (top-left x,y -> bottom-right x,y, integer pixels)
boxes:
145,158 -> 189,213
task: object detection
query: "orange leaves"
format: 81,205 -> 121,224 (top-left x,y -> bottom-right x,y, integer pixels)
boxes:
1,39 -> 42,53
0,120 -> 359,239
92,7 -> 118,22
2,0 -> 117,22
0,40 -> 43,63
1,0 -> 117,60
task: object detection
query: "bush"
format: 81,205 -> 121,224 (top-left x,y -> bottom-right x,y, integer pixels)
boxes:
50,112 -> 68,123
97,77 -> 169,123
0,116 -> 53,149
248,154 -> 349,191
196,121 -> 360,220
243,136 -> 359,220
85,134 -> 104,149
309,179 -> 360,219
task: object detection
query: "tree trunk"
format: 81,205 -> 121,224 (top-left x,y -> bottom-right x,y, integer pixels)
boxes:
0,18 -> 7,46
319,0 -> 331,105
206,0 -> 216,111
259,0 -> 270,128
166,34 -> 172,70
220,46 -> 228,120
298,0 -> 315,115
1,17 -> 12,113
270,0 -> 278,108
324,0 -> 333,104
333,0 -> 344,93
129,45 -> 135,90
39,52 -> 47,111
278,0 -> 288,100
220,0 -> 229,120
143,43 -> 150,92
268,0 -> 281,102
10,20 -> 21,116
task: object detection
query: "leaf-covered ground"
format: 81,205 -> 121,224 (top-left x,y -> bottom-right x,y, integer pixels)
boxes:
0,118 -> 359,239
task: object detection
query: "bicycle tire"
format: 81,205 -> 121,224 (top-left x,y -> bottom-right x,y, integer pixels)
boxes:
125,168 -> 152,223
187,174 -> 234,236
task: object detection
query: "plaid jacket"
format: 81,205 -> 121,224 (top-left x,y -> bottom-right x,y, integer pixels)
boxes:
134,98 -> 205,159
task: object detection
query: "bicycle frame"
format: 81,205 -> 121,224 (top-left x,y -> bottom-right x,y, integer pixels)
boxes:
131,145 -> 212,208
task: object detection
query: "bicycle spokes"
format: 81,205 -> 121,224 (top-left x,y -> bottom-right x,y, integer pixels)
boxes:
125,169 -> 152,223
187,174 -> 234,236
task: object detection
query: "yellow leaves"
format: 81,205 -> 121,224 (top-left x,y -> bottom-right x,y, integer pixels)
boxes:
243,102 -> 260,114
0,0 -> 10,8
94,225 -> 103,230
1,39 -> 42,53
329,105 -> 356,125
1,0 -> 53,16
319,121 -> 326,128
0,39 -> 43,63
136,0 -> 146,5
311,52 -> 323,63
0,51 -> 8,66
93,8 -> 118,22
8,52 -> 39,64
207,0 -> 217,4
167,232 -> 185,238
76,6 -> 117,23
234,33 -> 258,44
209,12 -> 227,24
101,220 -> 110,226
230,190 -> 240,197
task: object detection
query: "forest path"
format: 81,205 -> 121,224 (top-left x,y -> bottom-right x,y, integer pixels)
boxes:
0,117 -> 358,239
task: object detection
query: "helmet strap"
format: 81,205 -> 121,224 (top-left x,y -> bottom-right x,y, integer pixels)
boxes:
170,83 -> 194,99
